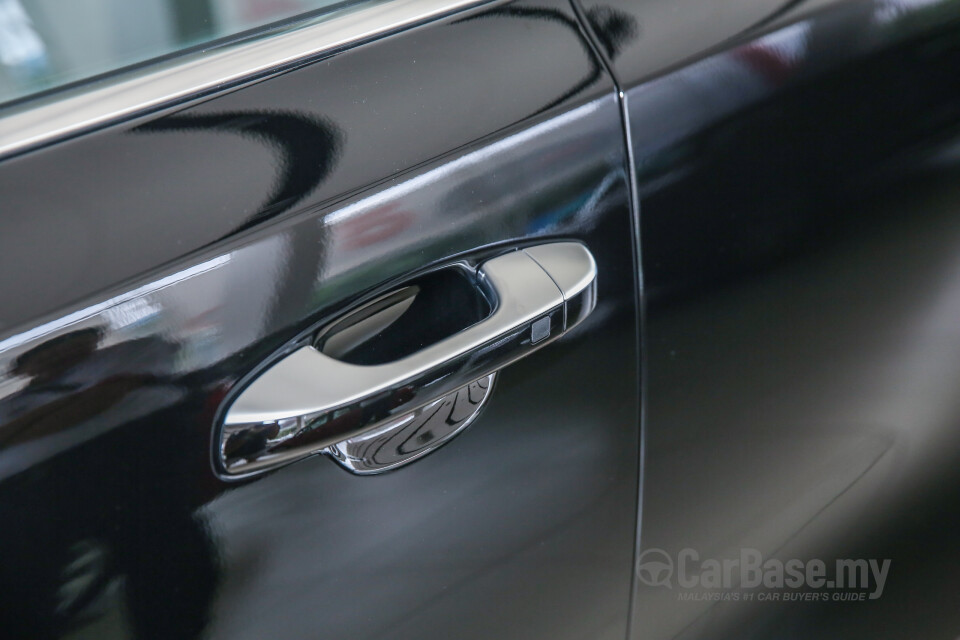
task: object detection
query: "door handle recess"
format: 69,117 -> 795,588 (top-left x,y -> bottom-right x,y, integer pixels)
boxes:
217,242 -> 597,477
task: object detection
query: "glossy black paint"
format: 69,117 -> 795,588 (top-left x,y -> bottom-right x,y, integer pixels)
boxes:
574,0 -> 960,636
6,0 -> 960,637
575,0 -> 789,87
0,0 -> 612,334
0,1 -> 640,638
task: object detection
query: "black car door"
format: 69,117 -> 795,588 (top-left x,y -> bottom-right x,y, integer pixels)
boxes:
577,0 -> 960,637
0,1 -> 640,639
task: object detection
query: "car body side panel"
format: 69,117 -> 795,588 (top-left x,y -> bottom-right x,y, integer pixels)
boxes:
0,1 -> 640,638
575,0 -> 960,636
572,0 -> 791,87
0,0 -> 608,334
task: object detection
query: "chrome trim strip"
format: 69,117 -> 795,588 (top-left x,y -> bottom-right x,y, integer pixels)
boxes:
0,0 -> 491,160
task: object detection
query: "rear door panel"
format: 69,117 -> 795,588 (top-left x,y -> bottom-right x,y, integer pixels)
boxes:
576,0 -> 960,636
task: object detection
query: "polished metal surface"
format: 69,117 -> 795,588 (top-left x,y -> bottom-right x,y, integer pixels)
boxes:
524,242 -> 598,327
523,243 -> 596,300
326,373 -> 495,473
219,242 -> 597,476
223,249 -> 562,426
0,0 -> 494,160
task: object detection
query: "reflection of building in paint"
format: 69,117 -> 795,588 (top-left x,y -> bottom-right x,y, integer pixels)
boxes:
322,101 -> 614,278
628,21 -> 812,197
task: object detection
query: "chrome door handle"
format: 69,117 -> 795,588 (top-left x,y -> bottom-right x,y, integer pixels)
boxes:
217,242 -> 597,477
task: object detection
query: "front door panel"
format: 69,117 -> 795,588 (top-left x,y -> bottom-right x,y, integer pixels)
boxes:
0,2 -> 640,638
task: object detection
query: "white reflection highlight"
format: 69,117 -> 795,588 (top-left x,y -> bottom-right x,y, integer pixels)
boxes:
0,254 -> 230,361
750,22 -> 810,65
874,0 -> 943,23
323,100 -> 604,227
0,0 -> 46,69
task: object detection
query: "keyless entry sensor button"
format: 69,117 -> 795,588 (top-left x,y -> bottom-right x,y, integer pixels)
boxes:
530,316 -> 551,344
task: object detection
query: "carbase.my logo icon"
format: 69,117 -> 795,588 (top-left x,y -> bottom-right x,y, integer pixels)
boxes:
637,548 -> 674,587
